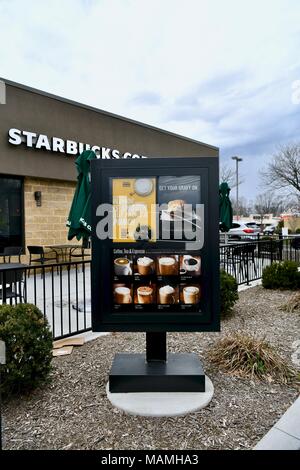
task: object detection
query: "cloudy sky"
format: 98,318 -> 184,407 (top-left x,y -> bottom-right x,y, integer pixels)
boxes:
1,0 -> 300,200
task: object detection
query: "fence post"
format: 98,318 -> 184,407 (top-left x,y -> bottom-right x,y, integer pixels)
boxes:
279,233 -> 283,261
270,238 -> 273,264
2,271 -> 6,304
246,247 -> 249,285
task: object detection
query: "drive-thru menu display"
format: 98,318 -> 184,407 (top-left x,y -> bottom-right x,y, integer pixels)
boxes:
112,174 -> 201,313
113,251 -> 201,312
91,157 -> 220,332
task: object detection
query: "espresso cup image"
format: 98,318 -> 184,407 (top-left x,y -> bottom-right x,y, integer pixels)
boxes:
159,285 -> 175,304
137,256 -> 154,275
183,256 -> 200,273
114,286 -> 132,304
114,257 -> 132,275
183,286 -> 200,304
137,285 -> 153,304
158,256 -> 177,275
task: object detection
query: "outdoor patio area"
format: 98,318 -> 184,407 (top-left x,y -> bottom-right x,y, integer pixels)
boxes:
24,264 -> 91,339
0,262 -> 92,339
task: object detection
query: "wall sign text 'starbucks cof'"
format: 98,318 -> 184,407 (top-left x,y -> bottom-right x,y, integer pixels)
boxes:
8,128 -> 147,159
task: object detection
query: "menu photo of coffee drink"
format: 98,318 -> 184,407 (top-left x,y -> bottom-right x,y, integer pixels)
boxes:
113,283 -> 133,310
113,255 -> 133,277
157,283 -> 179,307
179,255 -> 201,277
134,282 -> 156,308
180,283 -> 201,309
156,255 -> 179,277
134,255 -> 156,277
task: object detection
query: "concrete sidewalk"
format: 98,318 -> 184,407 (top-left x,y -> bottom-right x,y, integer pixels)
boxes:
238,279 -> 262,292
254,397 -> 300,450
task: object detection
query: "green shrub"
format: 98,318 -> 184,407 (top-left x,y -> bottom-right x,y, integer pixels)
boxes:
220,270 -> 238,317
262,261 -> 300,290
0,303 -> 53,397
296,228 -> 300,234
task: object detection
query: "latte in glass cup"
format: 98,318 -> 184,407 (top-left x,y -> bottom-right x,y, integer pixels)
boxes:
137,256 -> 154,275
159,285 -> 175,304
137,286 -> 153,304
158,257 -> 176,275
183,286 -> 200,304
114,286 -> 132,304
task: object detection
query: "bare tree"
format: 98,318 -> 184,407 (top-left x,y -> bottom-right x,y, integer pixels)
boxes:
285,194 -> 300,213
231,196 -> 252,217
254,192 -> 284,225
261,143 -> 300,195
220,163 -> 244,189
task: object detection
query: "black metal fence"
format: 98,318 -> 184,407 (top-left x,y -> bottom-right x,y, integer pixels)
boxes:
0,260 -> 91,340
1,236 -> 300,340
220,236 -> 300,285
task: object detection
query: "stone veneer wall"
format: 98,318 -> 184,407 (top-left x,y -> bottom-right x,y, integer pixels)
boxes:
23,177 -> 78,262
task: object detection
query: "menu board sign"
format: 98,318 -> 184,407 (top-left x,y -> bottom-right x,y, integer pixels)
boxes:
91,157 -> 220,332
112,249 -> 201,313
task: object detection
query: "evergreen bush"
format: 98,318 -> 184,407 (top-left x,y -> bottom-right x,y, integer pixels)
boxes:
220,270 -> 238,317
0,303 -> 53,397
262,261 -> 300,290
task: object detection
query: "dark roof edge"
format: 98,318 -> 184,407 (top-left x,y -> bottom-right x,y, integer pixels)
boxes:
0,77 -> 219,152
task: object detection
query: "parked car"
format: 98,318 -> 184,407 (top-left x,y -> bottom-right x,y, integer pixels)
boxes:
244,222 -> 261,233
220,222 -> 256,240
263,224 -> 277,235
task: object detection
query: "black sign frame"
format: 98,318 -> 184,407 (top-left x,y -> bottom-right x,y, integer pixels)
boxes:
91,157 -> 220,332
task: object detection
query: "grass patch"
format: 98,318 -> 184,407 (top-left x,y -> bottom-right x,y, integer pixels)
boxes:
280,292 -> 300,313
208,332 -> 297,384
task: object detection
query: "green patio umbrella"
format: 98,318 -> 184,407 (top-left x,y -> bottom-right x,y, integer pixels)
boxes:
67,149 -> 97,241
219,182 -> 233,232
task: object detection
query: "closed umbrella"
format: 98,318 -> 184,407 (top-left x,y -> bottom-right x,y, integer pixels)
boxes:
67,150 -> 97,241
219,182 -> 233,233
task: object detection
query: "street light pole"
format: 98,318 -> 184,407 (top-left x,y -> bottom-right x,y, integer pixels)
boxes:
232,156 -> 243,220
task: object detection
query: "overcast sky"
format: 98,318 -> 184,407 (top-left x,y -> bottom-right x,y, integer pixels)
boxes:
1,0 -> 300,201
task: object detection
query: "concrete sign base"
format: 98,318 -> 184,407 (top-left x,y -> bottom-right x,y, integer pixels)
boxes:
106,376 -> 214,417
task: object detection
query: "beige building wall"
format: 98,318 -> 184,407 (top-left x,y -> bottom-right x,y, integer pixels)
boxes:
22,177 -> 78,262
284,216 -> 300,232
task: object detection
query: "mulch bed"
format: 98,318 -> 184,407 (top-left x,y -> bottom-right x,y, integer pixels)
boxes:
3,286 -> 300,450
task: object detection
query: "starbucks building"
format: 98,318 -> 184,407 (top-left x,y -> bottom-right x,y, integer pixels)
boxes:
0,78 -> 219,259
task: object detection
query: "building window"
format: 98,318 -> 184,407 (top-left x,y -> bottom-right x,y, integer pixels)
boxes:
0,176 -> 24,254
